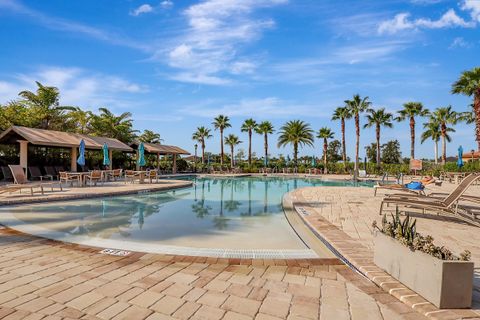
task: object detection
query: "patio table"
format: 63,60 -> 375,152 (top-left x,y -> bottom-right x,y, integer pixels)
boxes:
66,172 -> 91,187
131,171 -> 148,184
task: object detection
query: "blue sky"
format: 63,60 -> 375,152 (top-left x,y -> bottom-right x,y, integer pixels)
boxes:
0,0 -> 479,159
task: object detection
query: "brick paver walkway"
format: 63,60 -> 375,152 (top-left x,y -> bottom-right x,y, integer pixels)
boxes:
0,228 -> 427,320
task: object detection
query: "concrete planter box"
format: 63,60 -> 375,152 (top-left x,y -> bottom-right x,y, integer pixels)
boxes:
374,232 -> 473,309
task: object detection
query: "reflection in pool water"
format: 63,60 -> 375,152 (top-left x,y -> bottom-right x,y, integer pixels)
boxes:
0,176 -> 372,250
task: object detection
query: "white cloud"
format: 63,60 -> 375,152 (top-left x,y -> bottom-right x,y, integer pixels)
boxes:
130,4 -> 154,16
461,0 -> 480,22
179,97 -> 329,119
449,37 -> 472,48
159,0 -> 287,85
0,66 -> 147,109
378,9 -> 475,34
160,0 -> 173,9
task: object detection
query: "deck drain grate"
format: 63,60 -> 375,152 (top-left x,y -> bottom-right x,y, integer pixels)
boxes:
100,248 -> 131,256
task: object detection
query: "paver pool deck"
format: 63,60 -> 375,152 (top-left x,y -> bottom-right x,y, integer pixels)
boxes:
0,175 -> 478,319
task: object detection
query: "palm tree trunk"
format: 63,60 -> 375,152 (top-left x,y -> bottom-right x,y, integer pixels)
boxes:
220,129 -> 224,167
434,140 -> 438,165
376,125 -> 381,167
341,118 -> 347,171
410,116 -> 415,159
474,91 -> 480,151
354,114 -> 360,179
441,124 -> 447,166
323,138 -> 328,174
231,146 -> 234,169
264,133 -> 268,169
202,141 -> 205,164
248,130 -> 252,166
293,143 -> 298,168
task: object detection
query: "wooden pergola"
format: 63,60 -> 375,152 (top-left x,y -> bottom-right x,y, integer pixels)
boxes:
130,142 -> 190,173
0,126 -> 133,171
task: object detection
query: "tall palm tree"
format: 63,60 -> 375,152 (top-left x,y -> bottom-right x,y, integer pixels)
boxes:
395,102 -> 429,159
255,121 -> 274,168
277,120 -> 314,167
317,127 -> 334,173
139,130 -> 163,144
421,119 -> 443,165
452,67 -> 480,151
364,108 -> 393,166
331,106 -> 351,170
345,94 -> 371,178
431,106 -> 459,165
18,81 -> 75,130
241,118 -> 257,166
212,115 -> 231,166
192,126 -> 212,164
224,134 -> 241,168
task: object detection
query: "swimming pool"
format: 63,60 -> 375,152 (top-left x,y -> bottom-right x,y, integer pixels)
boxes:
0,176 -> 372,258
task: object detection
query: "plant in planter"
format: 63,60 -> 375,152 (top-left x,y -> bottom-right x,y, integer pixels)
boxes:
372,211 -> 474,309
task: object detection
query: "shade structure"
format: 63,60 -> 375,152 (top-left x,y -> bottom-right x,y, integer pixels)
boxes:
102,143 -> 110,166
137,142 -> 146,167
457,145 -> 464,168
77,139 -> 86,166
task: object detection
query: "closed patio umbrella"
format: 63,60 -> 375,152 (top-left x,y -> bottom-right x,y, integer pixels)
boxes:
137,142 -> 146,167
311,155 -> 316,167
77,139 -> 86,167
102,143 -> 110,167
457,145 -> 464,169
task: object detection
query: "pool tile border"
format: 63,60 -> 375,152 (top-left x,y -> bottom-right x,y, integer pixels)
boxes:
288,189 -> 480,320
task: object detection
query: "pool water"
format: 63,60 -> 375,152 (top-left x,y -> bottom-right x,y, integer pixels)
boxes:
0,176 -> 371,252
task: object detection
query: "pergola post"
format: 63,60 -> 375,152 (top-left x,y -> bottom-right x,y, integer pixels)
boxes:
157,153 -> 160,171
19,140 -> 28,172
173,154 -> 177,174
109,149 -> 113,169
71,147 -> 78,172
136,150 -> 140,170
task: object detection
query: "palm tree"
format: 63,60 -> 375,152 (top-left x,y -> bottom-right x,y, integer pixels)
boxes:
241,118 -> 257,166
317,127 -> 334,173
364,108 -> 393,166
18,81 -> 75,130
395,102 -> 429,159
212,115 -> 231,167
139,130 -> 163,144
192,126 -> 212,164
345,94 -> 371,178
431,106 -> 459,165
90,107 -> 137,142
68,107 -> 92,134
331,106 -> 351,170
224,134 -> 241,168
452,67 -> 480,151
255,121 -> 274,168
421,119 -> 443,165
277,120 -> 314,168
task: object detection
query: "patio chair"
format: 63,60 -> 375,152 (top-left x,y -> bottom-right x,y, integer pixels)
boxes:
54,166 -> 65,175
379,173 -> 480,227
1,166 -> 14,182
85,170 -> 103,186
44,166 -> 59,180
147,170 -> 158,184
59,172 -> 81,187
124,170 -> 137,184
8,165 -> 62,195
28,166 -> 53,181
107,169 -> 123,181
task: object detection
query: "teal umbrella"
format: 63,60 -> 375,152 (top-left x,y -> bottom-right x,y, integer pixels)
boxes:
264,156 -> 268,167
102,143 -> 110,166
457,145 -> 464,168
137,142 -> 146,167
311,155 -> 316,166
77,139 -> 85,166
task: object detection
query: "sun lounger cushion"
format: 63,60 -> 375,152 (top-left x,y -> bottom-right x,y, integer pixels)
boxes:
405,181 -> 424,190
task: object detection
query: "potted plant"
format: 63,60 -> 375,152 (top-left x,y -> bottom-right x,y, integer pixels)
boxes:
372,212 -> 473,308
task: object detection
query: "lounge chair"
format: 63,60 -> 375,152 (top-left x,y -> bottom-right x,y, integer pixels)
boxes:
1,166 -> 14,182
85,170 -> 103,186
7,165 -> 62,195
28,166 -> 53,181
379,173 -> 480,227
59,172 -> 81,187
54,166 -> 65,175
44,166 -> 59,180
147,170 -> 158,184
373,176 -> 439,196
